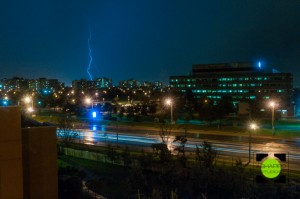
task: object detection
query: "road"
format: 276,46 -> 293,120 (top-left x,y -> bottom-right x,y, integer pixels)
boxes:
62,124 -> 300,171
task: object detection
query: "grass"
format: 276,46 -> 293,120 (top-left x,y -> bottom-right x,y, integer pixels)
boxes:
58,155 -> 127,177
57,158 -> 72,168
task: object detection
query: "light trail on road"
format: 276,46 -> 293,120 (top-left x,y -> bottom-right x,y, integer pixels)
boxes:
58,127 -> 300,171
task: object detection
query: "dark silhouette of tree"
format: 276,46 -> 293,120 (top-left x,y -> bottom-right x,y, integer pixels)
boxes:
148,101 -> 157,115
57,116 -> 79,146
195,141 -> 217,171
217,96 -> 234,118
151,143 -> 171,163
118,107 -> 125,119
158,123 -> 173,144
198,99 -> 218,125
173,135 -> 188,167
140,103 -> 148,116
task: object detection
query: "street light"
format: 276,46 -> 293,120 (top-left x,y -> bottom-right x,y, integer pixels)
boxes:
165,98 -> 174,124
269,101 -> 276,136
85,97 -> 93,109
23,96 -> 34,115
245,122 -> 258,166
24,96 -> 33,108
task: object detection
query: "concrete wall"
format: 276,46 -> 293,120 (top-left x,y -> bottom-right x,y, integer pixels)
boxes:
22,127 -> 57,199
0,107 -> 23,199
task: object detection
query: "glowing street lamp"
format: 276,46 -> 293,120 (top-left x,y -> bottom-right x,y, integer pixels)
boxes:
23,96 -> 34,115
24,96 -> 33,108
85,97 -> 93,109
269,101 -> 276,136
165,98 -> 174,124
27,107 -> 34,113
245,122 -> 258,166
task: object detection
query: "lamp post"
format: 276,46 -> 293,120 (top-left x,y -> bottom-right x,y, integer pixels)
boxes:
24,96 -> 34,115
269,101 -> 276,136
166,98 -> 173,124
245,122 -> 258,166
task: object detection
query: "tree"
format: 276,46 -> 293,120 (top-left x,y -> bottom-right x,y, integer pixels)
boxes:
195,141 -> 217,171
56,116 -> 79,146
198,99 -> 218,125
218,96 -> 234,117
118,107 -> 125,119
151,143 -> 171,163
173,135 -> 187,157
173,135 -> 188,167
158,123 -> 173,144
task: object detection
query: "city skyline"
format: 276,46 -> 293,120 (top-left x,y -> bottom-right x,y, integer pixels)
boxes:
1,1 -> 300,86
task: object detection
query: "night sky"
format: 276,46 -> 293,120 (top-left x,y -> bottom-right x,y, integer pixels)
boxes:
1,0 -> 300,86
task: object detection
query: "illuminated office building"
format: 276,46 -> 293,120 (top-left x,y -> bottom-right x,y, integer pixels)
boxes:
170,62 -> 293,116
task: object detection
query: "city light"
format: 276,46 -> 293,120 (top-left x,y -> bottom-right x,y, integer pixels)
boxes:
27,107 -> 34,113
249,122 -> 258,130
85,97 -> 92,104
24,96 -> 32,104
165,98 -> 174,124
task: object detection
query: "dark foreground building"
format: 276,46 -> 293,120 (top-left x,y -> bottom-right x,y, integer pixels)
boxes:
0,107 -> 58,199
170,62 -> 294,116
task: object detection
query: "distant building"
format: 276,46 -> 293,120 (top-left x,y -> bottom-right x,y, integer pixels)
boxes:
1,77 -> 30,91
142,81 -> 164,90
94,77 -> 113,88
0,77 -> 64,92
72,78 -> 112,91
72,79 -> 96,91
170,62 -> 294,116
29,78 -> 64,92
119,79 -> 141,89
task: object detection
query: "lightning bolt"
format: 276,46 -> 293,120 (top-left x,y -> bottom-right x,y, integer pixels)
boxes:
87,26 -> 93,80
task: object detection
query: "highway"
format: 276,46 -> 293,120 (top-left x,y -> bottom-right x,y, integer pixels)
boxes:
60,125 -> 300,171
